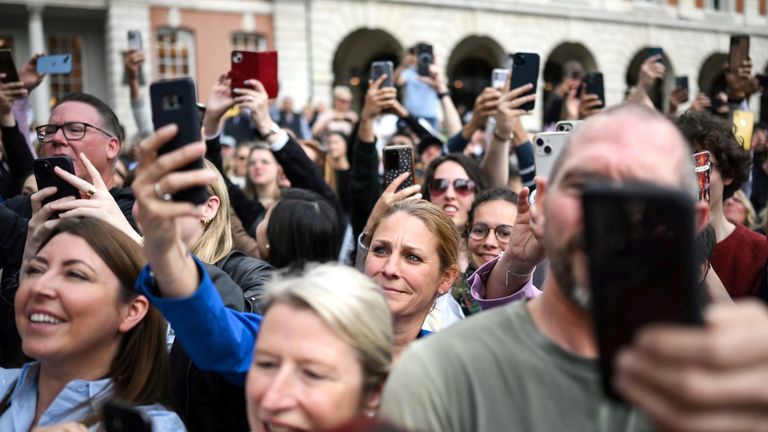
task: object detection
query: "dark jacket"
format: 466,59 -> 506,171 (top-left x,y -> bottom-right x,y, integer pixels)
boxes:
0,123 -> 34,202
214,250 -> 274,313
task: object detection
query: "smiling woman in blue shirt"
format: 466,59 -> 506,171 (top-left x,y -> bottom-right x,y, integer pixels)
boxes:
0,217 -> 184,431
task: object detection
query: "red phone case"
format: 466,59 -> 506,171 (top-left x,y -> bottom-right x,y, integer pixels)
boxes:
693,151 -> 711,203
230,51 -> 278,99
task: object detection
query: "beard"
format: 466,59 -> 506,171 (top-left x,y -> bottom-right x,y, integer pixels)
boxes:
547,230 -> 592,311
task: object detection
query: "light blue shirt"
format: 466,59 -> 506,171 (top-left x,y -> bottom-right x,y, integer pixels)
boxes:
0,362 -> 185,431
401,67 -> 439,119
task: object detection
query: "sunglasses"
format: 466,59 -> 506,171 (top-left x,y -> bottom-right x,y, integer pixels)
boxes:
427,178 -> 476,197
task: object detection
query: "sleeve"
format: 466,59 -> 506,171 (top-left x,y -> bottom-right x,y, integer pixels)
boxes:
349,136 -> 382,239
0,205 -> 28,269
468,256 -> 541,310
380,345 -> 455,432
515,140 -> 536,190
205,135 -> 226,175
1,122 -> 34,196
11,97 -> 36,158
131,97 -> 154,138
134,256 -> 262,385
446,131 -> 469,154
272,134 -> 336,204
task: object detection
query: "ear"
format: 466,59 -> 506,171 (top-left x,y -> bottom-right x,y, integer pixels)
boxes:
201,194 -> 220,221
694,200 -> 711,233
437,264 -> 459,296
118,294 -> 149,334
106,136 -> 120,161
364,383 -> 384,413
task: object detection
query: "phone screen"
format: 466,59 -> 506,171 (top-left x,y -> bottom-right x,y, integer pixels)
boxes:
583,181 -> 704,402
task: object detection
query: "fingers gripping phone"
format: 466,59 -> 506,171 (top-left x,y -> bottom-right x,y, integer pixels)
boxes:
583,181 -> 704,403
0,50 -> 20,83
230,50 -> 279,99
371,61 -> 394,88
532,131 -> 569,180
383,145 -> 415,192
509,52 -> 540,111
149,78 -> 208,204
33,156 -> 81,211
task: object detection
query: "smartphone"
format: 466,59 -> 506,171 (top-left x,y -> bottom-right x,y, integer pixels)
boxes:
491,68 -> 509,89
230,50 -> 279,99
0,50 -> 20,83
582,72 -> 605,108
383,145 -> 415,192
693,151 -> 711,203
555,120 -> 582,132
150,78 -> 208,204
757,74 -> 768,88
103,400 -> 152,432
647,47 -> 664,62
36,54 -> 72,75
733,110 -> 755,151
583,181 -> 704,403
710,95 -> 726,113
729,34 -> 750,71
509,52 -> 540,111
416,43 -> 433,77
127,30 -> 143,51
370,61 -> 394,88
532,131 -> 569,180
33,156 -> 81,210
675,76 -> 688,92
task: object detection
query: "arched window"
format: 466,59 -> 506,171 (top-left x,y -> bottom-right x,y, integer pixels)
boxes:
156,28 -> 196,80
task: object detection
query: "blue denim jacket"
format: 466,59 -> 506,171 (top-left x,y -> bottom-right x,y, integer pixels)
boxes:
0,362 -> 185,431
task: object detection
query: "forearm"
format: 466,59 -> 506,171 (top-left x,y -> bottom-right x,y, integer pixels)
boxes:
357,117 -> 375,143
130,97 -> 154,137
350,135 -> 381,238
1,123 -> 34,186
440,94 -> 461,136
144,238 -> 199,298
483,253 -> 536,300
480,135 -> 510,187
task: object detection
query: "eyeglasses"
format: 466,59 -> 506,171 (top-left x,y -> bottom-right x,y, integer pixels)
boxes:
427,178 -> 476,197
467,222 -> 513,243
36,122 -> 114,142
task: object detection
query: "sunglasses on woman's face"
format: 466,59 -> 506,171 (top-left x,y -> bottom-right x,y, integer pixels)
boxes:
428,178 -> 476,197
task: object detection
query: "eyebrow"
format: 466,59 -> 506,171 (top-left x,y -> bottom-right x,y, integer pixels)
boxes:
31,256 -> 97,273
371,238 -> 428,256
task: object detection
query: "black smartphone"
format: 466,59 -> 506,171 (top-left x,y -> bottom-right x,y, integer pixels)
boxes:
509,52 -> 540,111
149,78 -> 208,204
33,157 -> 81,210
0,50 -> 20,83
582,72 -> 605,108
757,74 -> 768,88
416,43 -> 433,77
103,400 -> 153,432
127,30 -> 143,51
583,181 -> 704,403
371,61 -> 394,88
383,145 -> 415,192
675,76 -> 688,92
647,47 -> 664,62
729,34 -> 750,71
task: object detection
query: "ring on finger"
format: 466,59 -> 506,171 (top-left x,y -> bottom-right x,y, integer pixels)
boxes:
85,187 -> 96,198
154,182 -> 173,201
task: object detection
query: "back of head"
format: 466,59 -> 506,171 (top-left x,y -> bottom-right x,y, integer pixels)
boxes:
56,93 -> 123,144
35,218 -> 169,413
262,263 -> 393,396
267,189 -> 341,269
675,110 -> 750,200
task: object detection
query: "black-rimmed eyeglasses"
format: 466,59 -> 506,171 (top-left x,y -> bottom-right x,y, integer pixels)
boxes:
36,122 -> 114,142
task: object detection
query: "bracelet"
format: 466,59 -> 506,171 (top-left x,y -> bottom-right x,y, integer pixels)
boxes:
505,268 -> 533,287
437,91 -> 450,99
493,130 -> 510,142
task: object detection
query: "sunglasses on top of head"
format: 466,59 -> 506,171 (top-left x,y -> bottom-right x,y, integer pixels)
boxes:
427,178 -> 476,197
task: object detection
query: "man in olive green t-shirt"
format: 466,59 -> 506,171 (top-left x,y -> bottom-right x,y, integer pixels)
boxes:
381,105 -> 708,431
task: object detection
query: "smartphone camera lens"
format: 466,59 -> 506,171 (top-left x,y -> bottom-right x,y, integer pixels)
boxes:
536,138 -> 544,147
232,52 -> 243,64
544,146 -> 552,155
514,54 -> 525,66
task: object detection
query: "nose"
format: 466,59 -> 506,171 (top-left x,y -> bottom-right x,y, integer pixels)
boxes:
443,182 -> 457,200
22,270 -> 58,300
380,253 -> 401,279
482,230 -> 499,249
258,366 -> 298,412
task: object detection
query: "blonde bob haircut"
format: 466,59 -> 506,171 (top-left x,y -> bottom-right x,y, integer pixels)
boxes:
261,263 -> 393,398
191,159 -> 233,264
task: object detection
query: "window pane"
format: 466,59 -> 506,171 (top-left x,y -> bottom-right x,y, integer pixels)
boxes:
156,28 -> 195,79
47,35 -> 83,106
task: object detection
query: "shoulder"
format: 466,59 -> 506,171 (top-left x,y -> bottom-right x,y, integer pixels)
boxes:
734,225 -> 768,257
138,403 -> 187,431
0,368 -> 22,395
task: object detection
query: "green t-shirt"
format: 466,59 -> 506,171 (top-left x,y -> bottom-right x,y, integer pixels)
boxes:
380,301 -> 655,432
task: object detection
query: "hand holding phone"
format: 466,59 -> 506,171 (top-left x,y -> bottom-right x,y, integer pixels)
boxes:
729,35 -> 750,72
416,44 -> 433,77
371,61 -> 394,88
580,72 -> 605,115
0,50 -> 20,83
230,51 -> 278,99
509,52 -> 540,111
383,145 -> 415,192
33,157 -> 81,210
36,54 -> 72,75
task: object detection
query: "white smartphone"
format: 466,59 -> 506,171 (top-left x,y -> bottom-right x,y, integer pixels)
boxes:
533,131 -> 570,180
555,120 -> 583,132
491,68 -> 509,89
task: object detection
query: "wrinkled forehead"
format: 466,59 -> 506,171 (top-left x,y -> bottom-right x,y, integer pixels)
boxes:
558,113 -> 689,186
49,101 -> 102,126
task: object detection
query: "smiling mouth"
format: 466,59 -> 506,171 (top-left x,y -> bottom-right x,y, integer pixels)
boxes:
262,421 -> 306,432
29,313 -> 65,325
443,205 -> 458,215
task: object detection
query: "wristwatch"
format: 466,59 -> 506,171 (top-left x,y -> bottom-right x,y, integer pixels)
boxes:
261,122 -> 281,140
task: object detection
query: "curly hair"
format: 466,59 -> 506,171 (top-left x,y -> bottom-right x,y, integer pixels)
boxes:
675,110 -> 750,200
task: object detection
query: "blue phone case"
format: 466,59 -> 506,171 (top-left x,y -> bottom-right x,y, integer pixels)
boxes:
37,54 -> 73,74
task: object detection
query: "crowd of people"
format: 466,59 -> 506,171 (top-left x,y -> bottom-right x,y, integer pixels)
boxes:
0,31 -> 766,431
